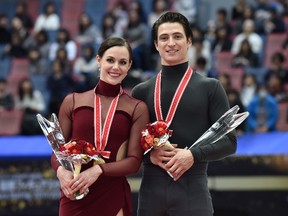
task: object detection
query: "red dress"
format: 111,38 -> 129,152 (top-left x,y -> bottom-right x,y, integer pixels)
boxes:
51,80 -> 149,216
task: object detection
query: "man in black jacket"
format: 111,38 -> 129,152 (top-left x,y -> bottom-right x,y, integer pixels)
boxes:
132,11 -> 237,216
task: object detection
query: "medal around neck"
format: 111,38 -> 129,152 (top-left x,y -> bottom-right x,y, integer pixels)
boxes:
188,105 -> 249,149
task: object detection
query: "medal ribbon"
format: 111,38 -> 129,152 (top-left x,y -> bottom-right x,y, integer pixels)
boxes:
154,67 -> 193,126
94,87 -> 123,159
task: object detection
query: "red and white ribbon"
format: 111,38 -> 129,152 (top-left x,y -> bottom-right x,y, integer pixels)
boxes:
154,67 -> 193,126
94,87 -> 123,159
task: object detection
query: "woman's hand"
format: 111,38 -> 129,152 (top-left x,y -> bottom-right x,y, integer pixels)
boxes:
56,166 -> 74,199
70,165 -> 103,195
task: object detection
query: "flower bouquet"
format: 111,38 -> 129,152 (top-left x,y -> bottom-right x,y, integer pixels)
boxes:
57,140 -> 105,199
141,120 -> 174,154
36,113 -> 105,200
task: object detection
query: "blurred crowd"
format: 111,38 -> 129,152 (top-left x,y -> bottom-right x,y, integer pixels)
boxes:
0,0 -> 288,136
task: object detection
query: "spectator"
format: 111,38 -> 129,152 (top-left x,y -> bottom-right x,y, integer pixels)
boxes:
46,60 -> 75,115
172,0 -> 197,25
191,25 -> 211,53
195,56 -> 209,77
33,1 -> 60,33
54,47 -> 73,74
231,39 -> 259,68
110,1 -> 129,37
27,47 -> 49,75
100,12 -> 119,39
267,74 -> 288,102
123,9 -> 147,70
231,0 -> 248,21
240,73 -> 257,108
217,73 -> 232,93
211,26 -> 233,53
214,8 -> 233,37
3,32 -> 27,58
14,1 -> 33,30
148,0 -> 170,28
0,13 -> 11,45
0,78 -> 14,111
74,12 -> 102,46
265,52 -> 288,84
231,19 -> 263,55
73,45 -> 99,92
257,7 -> 286,34
253,0 -> 274,23
226,88 -> 246,135
278,0 -> 288,16
188,38 -> 211,71
129,0 -> 148,24
24,30 -> 51,59
15,78 -> 45,135
246,83 -> 279,133
10,17 -> 29,43
233,5 -> 255,34
49,28 -> 77,61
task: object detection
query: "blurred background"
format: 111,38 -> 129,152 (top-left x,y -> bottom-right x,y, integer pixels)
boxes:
0,0 -> 288,215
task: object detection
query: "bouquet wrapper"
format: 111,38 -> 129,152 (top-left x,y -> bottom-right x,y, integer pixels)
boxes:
188,105 -> 249,149
36,113 -> 74,172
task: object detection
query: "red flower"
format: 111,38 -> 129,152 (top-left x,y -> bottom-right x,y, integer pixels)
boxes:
59,145 -> 66,152
141,139 -> 151,151
69,145 -> 82,154
144,134 -> 154,145
147,123 -> 156,135
76,140 -> 87,148
154,121 -> 169,136
63,142 -> 75,150
84,143 -> 97,156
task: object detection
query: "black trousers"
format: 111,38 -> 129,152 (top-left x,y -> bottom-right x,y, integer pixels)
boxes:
137,165 -> 213,216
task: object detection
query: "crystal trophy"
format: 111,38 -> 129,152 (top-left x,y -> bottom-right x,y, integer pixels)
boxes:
189,105 -> 249,149
36,113 -> 74,171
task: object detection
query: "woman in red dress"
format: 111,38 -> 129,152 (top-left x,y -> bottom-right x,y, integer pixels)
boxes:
51,37 -> 149,216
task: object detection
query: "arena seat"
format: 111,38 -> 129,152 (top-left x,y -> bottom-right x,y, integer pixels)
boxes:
0,57 -> 11,79
84,0 -> 107,28
0,109 -> 23,136
61,0 -> 85,38
264,33 -> 287,68
215,51 -> 234,72
277,102 -> 288,131
7,58 -> 29,96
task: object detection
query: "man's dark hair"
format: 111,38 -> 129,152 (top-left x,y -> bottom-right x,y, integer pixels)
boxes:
152,12 -> 192,43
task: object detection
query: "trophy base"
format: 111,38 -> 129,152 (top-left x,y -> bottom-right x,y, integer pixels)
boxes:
71,188 -> 89,200
74,193 -> 85,200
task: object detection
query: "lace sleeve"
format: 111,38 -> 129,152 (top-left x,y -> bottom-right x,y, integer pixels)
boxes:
50,93 -> 74,172
99,100 -> 149,176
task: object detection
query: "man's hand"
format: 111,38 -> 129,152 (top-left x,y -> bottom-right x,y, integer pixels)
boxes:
150,144 -> 177,170
165,149 -> 194,181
